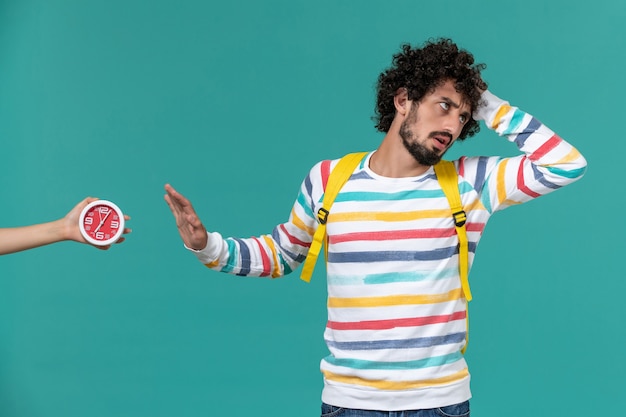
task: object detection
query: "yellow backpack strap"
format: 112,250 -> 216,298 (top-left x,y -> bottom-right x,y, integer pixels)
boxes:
434,160 -> 471,302
300,152 -> 368,282
434,160 -> 471,354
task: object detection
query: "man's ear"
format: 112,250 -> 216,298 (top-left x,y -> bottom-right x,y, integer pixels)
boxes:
394,87 -> 410,116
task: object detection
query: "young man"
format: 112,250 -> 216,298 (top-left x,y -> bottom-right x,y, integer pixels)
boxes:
0,197 -> 131,255
164,39 -> 587,416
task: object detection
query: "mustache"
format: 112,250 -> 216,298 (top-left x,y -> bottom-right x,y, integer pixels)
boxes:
428,131 -> 453,142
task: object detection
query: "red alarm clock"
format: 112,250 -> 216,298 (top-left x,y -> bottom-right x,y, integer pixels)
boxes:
78,200 -> 125,246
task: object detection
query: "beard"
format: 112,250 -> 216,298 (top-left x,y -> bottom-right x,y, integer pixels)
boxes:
399,111 -> 444,166
401,134 -> 443,166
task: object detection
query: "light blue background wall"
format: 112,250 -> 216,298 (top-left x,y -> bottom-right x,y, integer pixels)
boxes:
1,0 -> 623,416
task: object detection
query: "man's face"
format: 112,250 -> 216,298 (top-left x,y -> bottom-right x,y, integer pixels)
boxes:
399,79 -> 472,166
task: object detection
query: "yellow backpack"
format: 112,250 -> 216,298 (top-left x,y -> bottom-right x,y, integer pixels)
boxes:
299,152 -> 472,351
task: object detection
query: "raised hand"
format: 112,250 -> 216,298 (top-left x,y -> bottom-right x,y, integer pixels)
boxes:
164,184 -> 208,251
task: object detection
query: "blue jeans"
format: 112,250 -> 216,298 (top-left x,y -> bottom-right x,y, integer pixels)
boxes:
321,400 -> 470,417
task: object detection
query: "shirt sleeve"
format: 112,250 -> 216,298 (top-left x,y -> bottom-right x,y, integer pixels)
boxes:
461,90 -> 587,213
186,161 -> 326,278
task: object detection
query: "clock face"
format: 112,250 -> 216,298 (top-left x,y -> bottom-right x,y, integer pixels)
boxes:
78,200 -> 125,246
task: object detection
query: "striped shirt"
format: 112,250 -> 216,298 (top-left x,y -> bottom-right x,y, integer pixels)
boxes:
191,91 -> 587,410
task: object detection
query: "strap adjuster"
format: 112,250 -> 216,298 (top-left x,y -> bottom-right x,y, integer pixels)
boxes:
452,210 -> 467,227
317,208 -> 329,225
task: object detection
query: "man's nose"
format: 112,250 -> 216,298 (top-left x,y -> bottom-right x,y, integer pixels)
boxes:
442,113 -> 462,137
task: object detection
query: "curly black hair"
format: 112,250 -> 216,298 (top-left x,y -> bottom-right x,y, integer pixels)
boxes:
374,38 -> 487,139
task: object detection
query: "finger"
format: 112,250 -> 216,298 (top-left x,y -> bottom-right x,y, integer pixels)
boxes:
163,193 -> 176,209
164,184 -> 183,203
165,184 -> 192,209
164,194 -> 182,218
186,213 -> 203,229
164,185 -> 185,209
166,193 -> 193,221
75,197 -> 99,212
79,196 -> 98,206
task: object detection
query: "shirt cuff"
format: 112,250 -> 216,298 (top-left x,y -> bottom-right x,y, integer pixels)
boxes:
184,231 -> 223,265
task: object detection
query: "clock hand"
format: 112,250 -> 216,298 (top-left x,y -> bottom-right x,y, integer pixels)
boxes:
94,209 -> 112,233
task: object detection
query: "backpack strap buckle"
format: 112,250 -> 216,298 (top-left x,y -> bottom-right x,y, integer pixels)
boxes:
452,210 -> 467,227
317,208 -> 329,225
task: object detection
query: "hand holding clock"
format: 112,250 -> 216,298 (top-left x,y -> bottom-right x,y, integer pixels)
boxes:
2,184 -> 207,255
0,197 -> 131,255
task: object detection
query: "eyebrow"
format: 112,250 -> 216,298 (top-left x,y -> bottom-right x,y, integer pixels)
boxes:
441,96 -> 471,117
441,96 -> 461,108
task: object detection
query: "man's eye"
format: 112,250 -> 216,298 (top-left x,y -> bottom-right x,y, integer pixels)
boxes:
459,115 -> 467,124
440,102 -> 450,111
